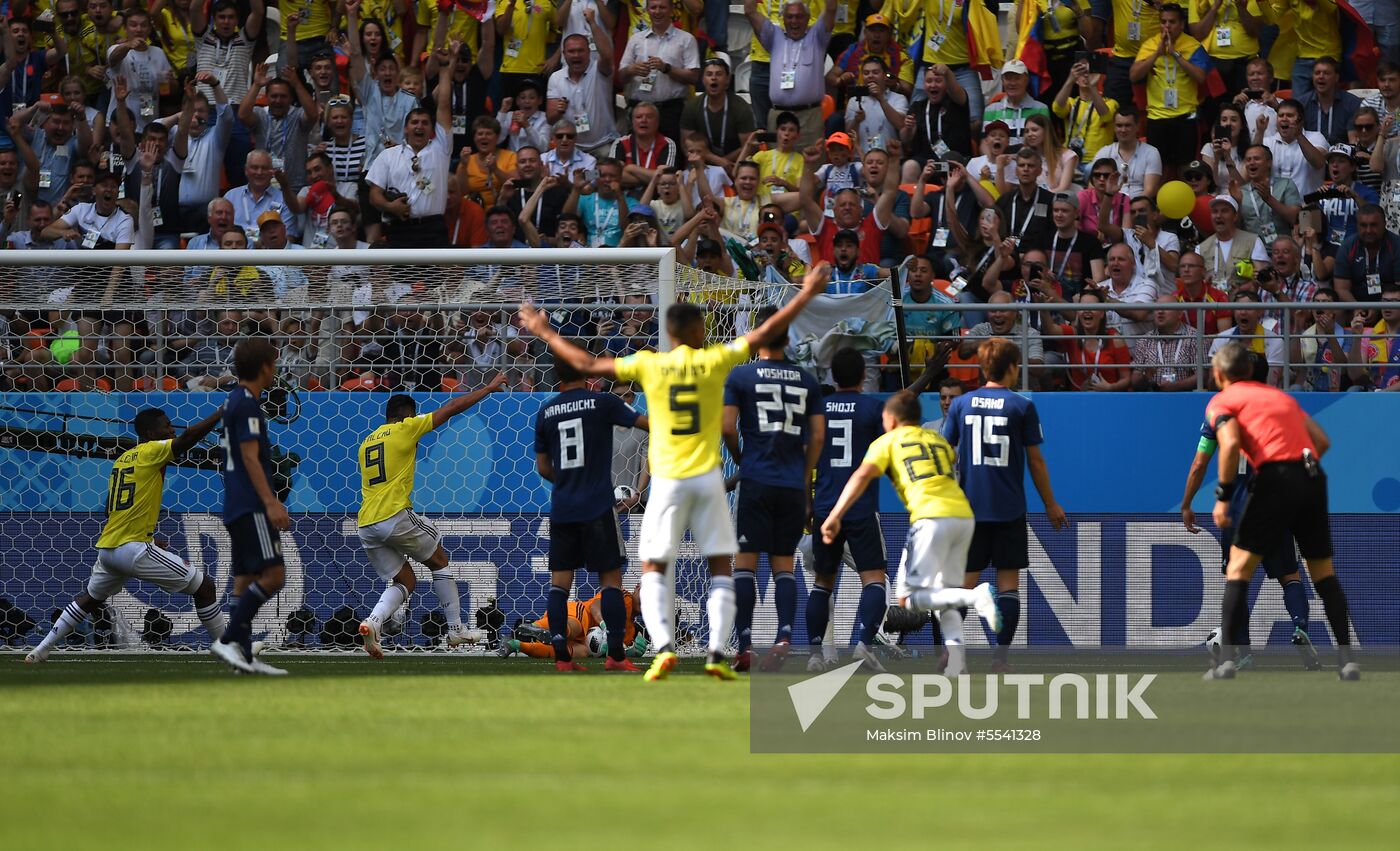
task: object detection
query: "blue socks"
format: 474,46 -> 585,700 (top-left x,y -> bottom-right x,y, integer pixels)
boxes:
774,572 -> 796,643
547,584 -> 570,662
1281,579 -> 1309,632
995,589 -> 1020,661
734,570 -> 756,652
224,582 -> 269,657
806,586 -> 831,648
856,581 -> 886,646
600,586 -> 626,662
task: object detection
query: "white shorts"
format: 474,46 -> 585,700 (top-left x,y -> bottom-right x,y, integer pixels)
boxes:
89,541 -> 203,600
637,467 -> 738,563
894,517 -> 975,601
358,509 -> 443,580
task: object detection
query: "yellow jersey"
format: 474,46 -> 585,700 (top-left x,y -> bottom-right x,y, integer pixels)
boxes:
280,0 -> 333,40
862,425 -> 972,522
922,0 -> 971,66
881,0 -> 926,53
614,338 -> 751,479
97,439 -> 174,549
1110,0 -> 1160,58
361,0 -> 409,60
1189,0 -> 1262,60
1135,33 -> 1208,120
1289,0 -> 1341,60
358,413 -> 435,527
753,148 -> 804,202
496,0 -> 557,75
1053,95 -> 1119,157
414,2 -> 481,63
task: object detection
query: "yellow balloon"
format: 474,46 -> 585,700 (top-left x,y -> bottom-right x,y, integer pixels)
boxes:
1157,180 -> 1195,219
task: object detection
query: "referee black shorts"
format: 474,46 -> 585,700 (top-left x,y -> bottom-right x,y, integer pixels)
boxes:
965,517 -> 1030,574
226,511 -> 285,576
736,481 -> 807,556
1235,462 -> 1333,561
549,508 -> 626,574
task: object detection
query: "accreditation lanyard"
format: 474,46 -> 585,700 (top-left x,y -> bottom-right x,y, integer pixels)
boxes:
1011,193 -> 1038,239
707,98 -> 728,153
926,104 -> 943,145
933,0 -> 959,39
270,112 -> 292,158
1068,99 -> 1092,142
1163,46 -> 1179,90
593,197 -> 617,242
1049,231 -> 1074,279
1314,103 -> 1334,138
1157,334 -> 1186,367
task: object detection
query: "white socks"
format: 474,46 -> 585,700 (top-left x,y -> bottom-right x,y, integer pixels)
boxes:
34,601 -> 88,654
371,582 -> 409,623
937,609 -> 966,675
907,586 -> 980,612
430,571 -> 461,628
640,570 -> 674,651
195,600 -> 227,641
707,575 -> 736,655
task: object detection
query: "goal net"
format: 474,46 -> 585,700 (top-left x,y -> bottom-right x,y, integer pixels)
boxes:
0,247 -> 843,657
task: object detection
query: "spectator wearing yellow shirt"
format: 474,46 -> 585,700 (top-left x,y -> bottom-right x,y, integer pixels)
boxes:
1274,0 -> 1343,98
496,0 -> 558,98
1101,0 -> 1161,110
1053,58 -> 1118,179
1035,0 -> 1095,97
739,111 -> 806,205
921,0 -> 985,121
1130,3 -> 1212,178
1187,0 -> 1264,99
279,0 -> 334,72
413,2 -> 480,70
826,0 -> 862,59
359,0 -> 408,62
78,0 -> 125,99
155,0 -> 200,75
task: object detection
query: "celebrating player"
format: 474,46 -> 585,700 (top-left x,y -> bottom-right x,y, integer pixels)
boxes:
209,339 -> 292,676
820,391 -> 1000,677
942,338 -> 1067,673
354,374 -> 508,660
1182,417 -> 1319,670
533,356 -> 649,672
519,261 -> 831,682
1204,342 -> 1359,681
806,347 -> 890,673
25,406 -> 227,664
722,304 -> 825,673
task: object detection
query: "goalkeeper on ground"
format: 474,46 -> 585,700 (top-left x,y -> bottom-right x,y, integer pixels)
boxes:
500,588 -> 648,661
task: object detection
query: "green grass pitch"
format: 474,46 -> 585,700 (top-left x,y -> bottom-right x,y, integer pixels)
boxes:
2,655 -> 1397,850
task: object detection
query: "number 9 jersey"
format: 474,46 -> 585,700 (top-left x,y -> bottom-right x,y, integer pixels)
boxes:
357,413 -> 435,528
862,425 -> 971,522
941,387 -> 1043,522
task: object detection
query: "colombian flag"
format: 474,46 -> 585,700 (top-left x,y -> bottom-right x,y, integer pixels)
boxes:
1014,1 -> 1054,97
965,0 -> 1005,79
1338,0 -> 1380,87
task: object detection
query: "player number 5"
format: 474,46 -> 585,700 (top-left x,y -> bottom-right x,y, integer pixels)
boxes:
669,383 -> 700,435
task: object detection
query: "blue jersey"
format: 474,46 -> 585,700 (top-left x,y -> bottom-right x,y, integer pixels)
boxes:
724,358 -> 823,489
534,389 -> 641,523
221,386 -> 274,523
942,387 -> 1043,522
814,390 -> 885,518
1198,419 -> 1253,516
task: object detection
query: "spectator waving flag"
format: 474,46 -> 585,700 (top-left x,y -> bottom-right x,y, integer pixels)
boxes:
964,0 -> 1005,80
453,0 -> 497,22
1014,1 -> 1055,98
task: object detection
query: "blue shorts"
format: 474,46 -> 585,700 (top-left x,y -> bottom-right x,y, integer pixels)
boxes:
226,512 -> 284,576
810,513 -> 887,575
549,508 -> 626,574
736,481 -> 806,556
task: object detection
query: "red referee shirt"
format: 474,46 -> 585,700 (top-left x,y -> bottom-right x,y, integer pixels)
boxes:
1205,381 -> 1317,466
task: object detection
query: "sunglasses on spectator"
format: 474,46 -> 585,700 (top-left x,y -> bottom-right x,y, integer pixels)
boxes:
411,154 -> 420,173
555,132 -> 576,139
327,94 -> 351,106
59,10 -> 81,17
1091,171 -> 1113,179
1354,122 -> 1377,130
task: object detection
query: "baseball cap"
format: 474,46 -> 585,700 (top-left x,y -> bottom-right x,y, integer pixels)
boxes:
757,220 -> 786,240
628,204 -> 655,218
833,228 -> 861,246
1326,142 -> 1356,160
826,131 -> 853,148
864,13 -> 891,28
1182,159 -> 1210,178
515,77 -> 544,98
983,119 -> 1011,137
94,169 -> 122,185
1002,59 -> 1029,77
1209,194 -> 1239,212
703,56 -> 731,71
257,209 -> 285,227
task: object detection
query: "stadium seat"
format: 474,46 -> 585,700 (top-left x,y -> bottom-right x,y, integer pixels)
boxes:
160,376 -> 180,391
441,377 -> 461,391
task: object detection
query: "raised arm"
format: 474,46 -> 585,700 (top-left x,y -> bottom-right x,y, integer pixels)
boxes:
170,405 -> 227,457
172,78 -> 196,159
518,305 -> 619,378
346,0 -> 366,87
435,40 -> 460,131
742,0 -> 769,35
431,372 -> 507,428
247,0 -> 266,39
799,145 -> 826,232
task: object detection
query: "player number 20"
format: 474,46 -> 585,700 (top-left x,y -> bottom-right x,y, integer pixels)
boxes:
898,441 -> 949,481
106,466 -> 135,512
964,414 -> 1010,467
754,383 -> 808,436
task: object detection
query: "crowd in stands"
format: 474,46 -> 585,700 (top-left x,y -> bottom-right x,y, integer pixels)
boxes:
0,0 -> 1398,394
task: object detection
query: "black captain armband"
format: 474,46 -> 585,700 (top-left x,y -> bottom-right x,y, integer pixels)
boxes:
1215,481 -> 1237,502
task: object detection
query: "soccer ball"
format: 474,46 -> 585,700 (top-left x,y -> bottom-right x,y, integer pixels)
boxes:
585,626 -> 607,657
614,485 -> 636,503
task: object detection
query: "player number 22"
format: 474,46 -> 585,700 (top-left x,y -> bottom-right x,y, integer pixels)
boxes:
754,383 -> 808,436
964,414 -> 1009,467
